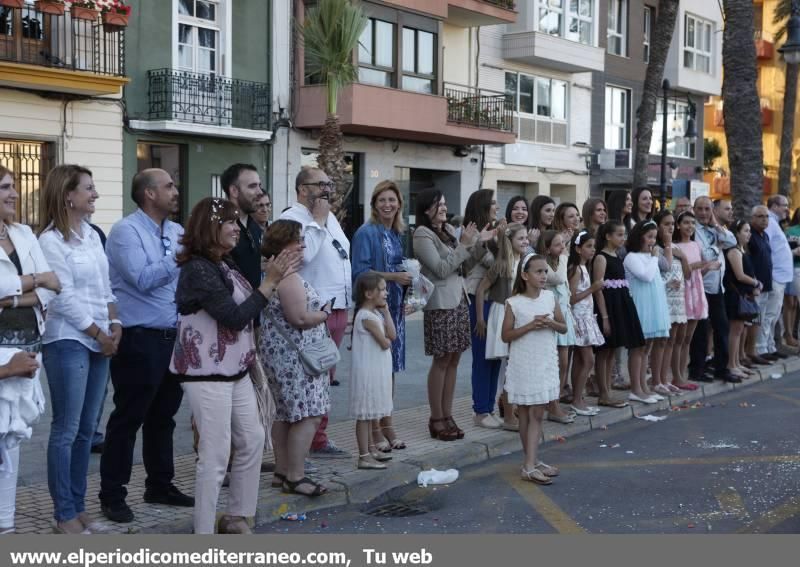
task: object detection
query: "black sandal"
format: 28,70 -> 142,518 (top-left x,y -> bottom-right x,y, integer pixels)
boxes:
282,477 -> 327,497
271,472 -> 286,488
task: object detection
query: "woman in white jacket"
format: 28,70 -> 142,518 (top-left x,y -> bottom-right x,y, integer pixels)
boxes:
0,166 -> 61,533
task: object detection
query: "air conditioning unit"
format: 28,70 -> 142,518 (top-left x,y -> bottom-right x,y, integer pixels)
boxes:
598,148 -> 631,169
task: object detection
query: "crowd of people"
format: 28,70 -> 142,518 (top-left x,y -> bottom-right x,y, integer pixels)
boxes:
1,160 -> 798,532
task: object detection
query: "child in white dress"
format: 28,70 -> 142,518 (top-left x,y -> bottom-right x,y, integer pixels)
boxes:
502,254 -> 567,485
350,272 -> 397,470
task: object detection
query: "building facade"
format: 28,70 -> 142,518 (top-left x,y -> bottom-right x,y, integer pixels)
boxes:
0,0 -> 129,232
122,0 -> 273,222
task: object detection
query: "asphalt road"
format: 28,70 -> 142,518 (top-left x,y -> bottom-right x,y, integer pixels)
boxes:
258,376 -> 800,534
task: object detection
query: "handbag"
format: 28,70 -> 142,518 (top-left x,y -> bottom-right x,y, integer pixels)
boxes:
736,294 -> 759,321
266,311 -> 341,376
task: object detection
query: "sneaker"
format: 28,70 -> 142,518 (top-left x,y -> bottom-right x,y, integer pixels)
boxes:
101,502 -> 134,523
309,441 -> 350,458
473,413 -> 502,429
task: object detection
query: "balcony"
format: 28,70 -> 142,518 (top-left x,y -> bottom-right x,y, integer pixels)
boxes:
127,69 -> 272,141
447,0 -> 517,27
755,30 -> 774,60
0,3 -> 127,95
295,83 -> 515,146
713,103 -> 772,128
503,31 -> 604,73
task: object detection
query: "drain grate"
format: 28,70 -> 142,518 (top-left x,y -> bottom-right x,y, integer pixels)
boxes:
363,502 -> 427,518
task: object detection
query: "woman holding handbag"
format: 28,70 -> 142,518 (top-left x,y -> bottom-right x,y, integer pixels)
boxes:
259,219 -> 335,498
172,198 -> 299,534
723,220 -> 761,380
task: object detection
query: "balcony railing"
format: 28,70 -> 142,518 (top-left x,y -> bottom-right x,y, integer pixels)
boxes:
443,82 -> 514,132
0,4 -> 124,76
146,68 -> 271,130
480,0 -> 516,9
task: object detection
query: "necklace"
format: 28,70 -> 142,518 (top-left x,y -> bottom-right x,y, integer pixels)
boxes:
0,223 -> 8,240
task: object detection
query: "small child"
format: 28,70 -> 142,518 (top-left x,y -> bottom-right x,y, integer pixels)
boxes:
350,272 -> 397,470
567,230 -> 604,416
502,254 -> 567,485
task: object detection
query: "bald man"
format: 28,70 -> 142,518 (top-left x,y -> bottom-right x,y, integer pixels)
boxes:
99,169 -> 193,523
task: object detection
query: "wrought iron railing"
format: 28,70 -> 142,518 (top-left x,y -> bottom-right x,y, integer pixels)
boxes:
443,82 -> 514,132
0,4 -> 125,76
0,139 -> 55,228
481,0 -> 516,9
146,68 -> 271,130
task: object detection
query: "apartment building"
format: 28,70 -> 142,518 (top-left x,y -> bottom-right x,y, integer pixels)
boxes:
122,0 -> 273,222
273,0 -> 518,236
0,0 -> 128,231
592,0 -> 721,203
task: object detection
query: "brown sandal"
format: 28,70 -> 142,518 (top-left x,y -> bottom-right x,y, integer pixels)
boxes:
428,418 -> 459,441
445,416 -> 465,439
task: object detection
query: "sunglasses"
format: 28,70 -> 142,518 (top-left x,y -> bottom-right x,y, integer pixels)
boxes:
161,236 -> 172,257
331,238 -> 348,260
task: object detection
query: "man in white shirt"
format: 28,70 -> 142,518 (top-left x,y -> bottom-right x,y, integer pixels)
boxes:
760,195 -> 800,358
280,167 -> 351,457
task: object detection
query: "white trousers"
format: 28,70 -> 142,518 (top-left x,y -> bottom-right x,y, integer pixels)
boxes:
0,445 -> 19,529
182,376 -> 265,534
756,282 -> 786,355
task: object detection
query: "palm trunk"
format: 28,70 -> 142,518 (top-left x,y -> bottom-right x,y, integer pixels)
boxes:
722,0 -> 764,218
632,0 -> 680,191
317,114 -> 348,216
778,62 -> 799,196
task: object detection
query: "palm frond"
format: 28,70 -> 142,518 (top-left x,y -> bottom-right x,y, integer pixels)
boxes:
773,0 -> 797,43
297,0 -> 368,115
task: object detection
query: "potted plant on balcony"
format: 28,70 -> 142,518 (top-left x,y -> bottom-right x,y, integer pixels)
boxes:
0,0 -> 26,10
68,0 -> 99,21
100,0 -> 130,31
34,0 -> 66,16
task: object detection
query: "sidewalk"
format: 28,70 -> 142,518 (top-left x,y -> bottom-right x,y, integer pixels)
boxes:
13,340 -> 800,533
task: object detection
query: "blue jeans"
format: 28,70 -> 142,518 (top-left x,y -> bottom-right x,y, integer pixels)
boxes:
43,340 -> 109,522
468,295 -> 502,414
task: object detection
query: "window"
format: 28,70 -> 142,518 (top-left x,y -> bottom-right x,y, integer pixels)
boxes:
643,6 -> 652,63
358,18 -> 395,87
604,86 -> 631,150
684,13 -> 712,73
178,0 -> 220,74
567,0 -> 594,45
607,0 -> 627,56
505,71 -> 568,145
402,27 -> 435,93
0,139 -> 55,228
649,99 -> 696,159
539,0 -> 563,36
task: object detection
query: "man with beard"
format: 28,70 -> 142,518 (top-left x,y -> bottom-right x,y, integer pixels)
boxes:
99,168 -> 192,523
713,199 -> 735,230
280,167 -> 351,457
222,163 -> 267,290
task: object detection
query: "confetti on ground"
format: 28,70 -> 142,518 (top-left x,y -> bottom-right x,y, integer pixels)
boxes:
625,450 -> 634,454
280,513 -> 307,522
555,436 -> 567,443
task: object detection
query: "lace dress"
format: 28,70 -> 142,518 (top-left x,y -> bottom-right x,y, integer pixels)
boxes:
503,292 -> 560,406
545,255 -> 576,347
349,309 -> 393,420
571,265 -> 604,347
659,244 -> 688,325
259,278 -> 331,423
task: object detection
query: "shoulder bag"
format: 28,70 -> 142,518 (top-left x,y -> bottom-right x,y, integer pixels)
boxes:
266,311 -> 341,376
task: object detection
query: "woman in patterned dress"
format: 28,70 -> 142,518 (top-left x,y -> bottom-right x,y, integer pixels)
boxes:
351,180 -> 412,451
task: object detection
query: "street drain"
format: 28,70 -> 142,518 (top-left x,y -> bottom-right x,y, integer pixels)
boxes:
363,502 -> 428,518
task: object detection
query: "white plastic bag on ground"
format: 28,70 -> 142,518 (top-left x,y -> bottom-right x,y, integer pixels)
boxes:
417,468 -> 459,487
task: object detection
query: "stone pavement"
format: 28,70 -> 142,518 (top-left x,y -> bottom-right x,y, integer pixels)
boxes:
13,311 -> 800,533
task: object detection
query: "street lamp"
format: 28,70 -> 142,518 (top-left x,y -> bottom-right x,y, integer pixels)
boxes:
778,9 -> 800,65
659,79 -> 697,208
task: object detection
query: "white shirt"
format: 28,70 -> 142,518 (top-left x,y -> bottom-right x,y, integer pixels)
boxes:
767,211 -> 794,285
38,222 -> 116,351
280,203 -> 352,309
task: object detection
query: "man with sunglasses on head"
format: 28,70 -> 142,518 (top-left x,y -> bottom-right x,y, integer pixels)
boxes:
100,168 -> 192,523
280,167 -> 352,458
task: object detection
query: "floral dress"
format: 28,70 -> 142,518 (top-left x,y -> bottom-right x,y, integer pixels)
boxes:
382,229 -> 406,372
259,278 -> 330,423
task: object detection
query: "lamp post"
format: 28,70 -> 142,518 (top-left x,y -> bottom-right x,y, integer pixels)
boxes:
778,6 -> 800,65
658,79 -> 697,209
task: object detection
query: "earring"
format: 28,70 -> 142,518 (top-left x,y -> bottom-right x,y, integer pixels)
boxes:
67,200 -> 74,209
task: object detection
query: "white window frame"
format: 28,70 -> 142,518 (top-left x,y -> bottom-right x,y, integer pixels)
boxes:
643,6 -> 652,63
604,85 -> 630,150
607,0 -> 627,57
649,99 -> 697,159
683,13 -> 713,74
567,0 -> 594,46
172,0 -> 231,77
538,0 -> 564,37
505,70 -> 569,147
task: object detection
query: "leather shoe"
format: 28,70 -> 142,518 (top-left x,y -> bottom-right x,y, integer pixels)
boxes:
770,351 -> 789,359
723,374 -> 743,383
749,354 -> 771,365
143,485 -> 194,507
101,502 -> 134,523
691,374 -> 713,383
761,353 -> 779,361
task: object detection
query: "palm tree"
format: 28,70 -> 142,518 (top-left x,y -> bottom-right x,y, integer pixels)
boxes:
774,0 -> 799,197
722,0 -> 764,218
298,0 -> 367,220
632,0 -> 680,191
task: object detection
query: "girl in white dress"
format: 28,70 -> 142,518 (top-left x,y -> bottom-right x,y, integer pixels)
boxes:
350,272 -> 397,470
502,254 -> 567,485
567,230 -> 604,416
475,223 -> 529,430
